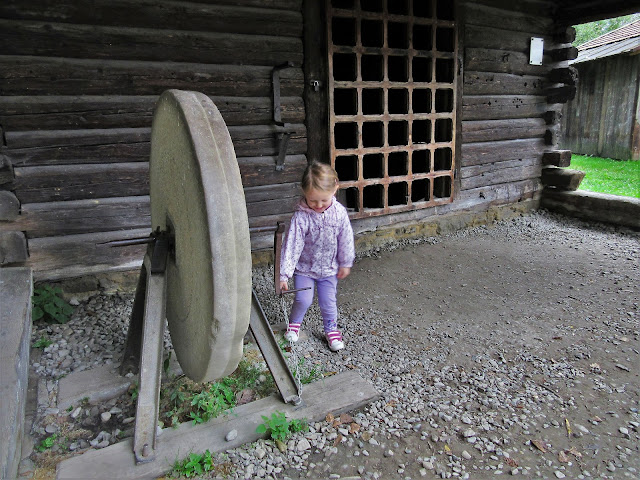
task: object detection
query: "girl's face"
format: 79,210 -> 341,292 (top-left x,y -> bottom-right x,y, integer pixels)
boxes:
304,187 -> 337,213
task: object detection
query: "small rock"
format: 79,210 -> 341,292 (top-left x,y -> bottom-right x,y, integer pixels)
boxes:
225,429 -> 238,442
100,412 -> 111,423
297,438 -> 311,451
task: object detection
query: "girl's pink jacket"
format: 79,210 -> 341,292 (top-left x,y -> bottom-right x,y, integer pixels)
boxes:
279,197 -> 355,282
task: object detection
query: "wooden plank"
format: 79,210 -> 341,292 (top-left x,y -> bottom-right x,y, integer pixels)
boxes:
461,138 -> 545,166
0,56 -> 304,96
0,96 -> 156,131
463,71 -> 545,96
238,154 -> 307,188
0,20 -> 303,66
462,118 -> 546,143
465,48 -> 550,76
26,228 -> 147,281
447,178 -> 541,211
13,163 -> 149,203
461,160 -> 541,190
0,96 -> 304,131
462,95 -> 547,121
247,197 -> 299,218
2,196 -> 150,238
181,0 -> 301,8
5,128 -> 150,167
0,0 -> 302,37
462,2 -> 553,32
462,0 -> 554,17
57,370 -> 379,480
465,24 -> 551,51
4,124 -> 306,167
230,124 -> 307,158
461,157 -> 539,179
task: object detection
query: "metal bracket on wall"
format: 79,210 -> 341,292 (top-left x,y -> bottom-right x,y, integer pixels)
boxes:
272,61 -> 295,171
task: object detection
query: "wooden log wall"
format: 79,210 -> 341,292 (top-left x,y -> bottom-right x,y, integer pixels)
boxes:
0,0 -> 307,280
560,55 -> 640,161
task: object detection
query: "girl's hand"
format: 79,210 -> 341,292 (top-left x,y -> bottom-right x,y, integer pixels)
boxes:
337,267 -> 351,279
280,280 -> 289,291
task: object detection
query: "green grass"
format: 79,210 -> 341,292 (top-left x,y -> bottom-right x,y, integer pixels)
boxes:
568,155 -> 640,198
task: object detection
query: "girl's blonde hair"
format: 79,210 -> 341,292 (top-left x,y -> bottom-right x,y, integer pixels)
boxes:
301,161 -> 339,193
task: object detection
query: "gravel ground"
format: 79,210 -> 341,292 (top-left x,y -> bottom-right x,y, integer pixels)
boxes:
25,210 -> 639,479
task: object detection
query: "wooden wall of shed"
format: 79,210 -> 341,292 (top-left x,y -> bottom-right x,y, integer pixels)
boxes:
0,0 -> 307,280
0,0 -> 571,280
560,55 -> 640,161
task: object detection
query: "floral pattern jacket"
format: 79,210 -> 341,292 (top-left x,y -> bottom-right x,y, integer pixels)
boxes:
279,197 -> 355,281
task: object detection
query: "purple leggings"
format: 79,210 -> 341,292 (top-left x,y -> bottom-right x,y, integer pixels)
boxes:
289,274 -> 338,332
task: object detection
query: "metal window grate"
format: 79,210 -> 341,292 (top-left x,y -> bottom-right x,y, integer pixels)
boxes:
328,0 -> 457,218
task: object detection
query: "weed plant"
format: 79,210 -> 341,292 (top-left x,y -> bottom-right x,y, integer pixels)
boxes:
32,285 -> 74,324
256,411 -> 308,442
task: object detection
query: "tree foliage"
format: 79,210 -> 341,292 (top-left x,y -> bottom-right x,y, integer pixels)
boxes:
574,14 -> 640,46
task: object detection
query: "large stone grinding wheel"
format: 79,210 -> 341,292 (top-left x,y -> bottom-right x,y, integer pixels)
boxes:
149,90 -> 252,382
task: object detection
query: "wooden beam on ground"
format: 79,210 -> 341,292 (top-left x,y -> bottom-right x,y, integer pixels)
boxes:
56,370 -> 379,480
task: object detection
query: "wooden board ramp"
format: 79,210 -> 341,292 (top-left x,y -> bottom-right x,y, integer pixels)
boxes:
56,370 -> 379,479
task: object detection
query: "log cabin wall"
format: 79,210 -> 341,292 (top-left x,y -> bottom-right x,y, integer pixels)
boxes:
0,0 -> 576,281
0,0 -> 308,280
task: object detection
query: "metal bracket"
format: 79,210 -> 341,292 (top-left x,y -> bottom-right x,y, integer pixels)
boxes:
272,61 -> 294,170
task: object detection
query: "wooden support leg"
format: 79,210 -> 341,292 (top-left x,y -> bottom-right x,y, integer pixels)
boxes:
133,252 -> 167,464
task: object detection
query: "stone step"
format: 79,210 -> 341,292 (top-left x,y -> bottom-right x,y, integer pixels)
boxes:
0,267 -> 33,480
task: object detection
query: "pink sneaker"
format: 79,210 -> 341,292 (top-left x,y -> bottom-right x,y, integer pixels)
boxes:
285,323 -> 301,342
325,330 -> 344,351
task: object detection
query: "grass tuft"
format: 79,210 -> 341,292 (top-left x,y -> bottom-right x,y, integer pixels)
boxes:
568,155 -> 640,198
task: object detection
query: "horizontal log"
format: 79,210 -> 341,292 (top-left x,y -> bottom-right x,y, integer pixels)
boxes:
2,196 -> 151,238
4,123 -> 307,167
0,20 -> 303,66
229,124 -> 307,158
0,95 -> 304,132
462,0 -> 553,18
465,48 -> 550,76
541,167 -> 585,191
461,163 -> 541,190
238,155 -> 307,188
0,96 -> 156,131
26,228 -> 148,281
461,157 -> 539,179
0,0 -> 302,37
462,95 -> 547,121
447,178 -> 541,212
542,150 -> 571,167
13,163 -> 150,203
246,195 -> 299,218
465,24 -> 550,52
461,138 -> 546,166
5,128 -> 151,167
244,182 -> 300,204
0,56 -> 304,96
462,118 -> 546,143
463,2 -> 553,32
463,71 -> 546,96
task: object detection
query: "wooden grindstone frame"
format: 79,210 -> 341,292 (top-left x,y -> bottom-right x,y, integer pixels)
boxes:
56,90 -> 378,479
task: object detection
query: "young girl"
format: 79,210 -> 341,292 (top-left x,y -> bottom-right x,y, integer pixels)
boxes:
279,161 -> 355,351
